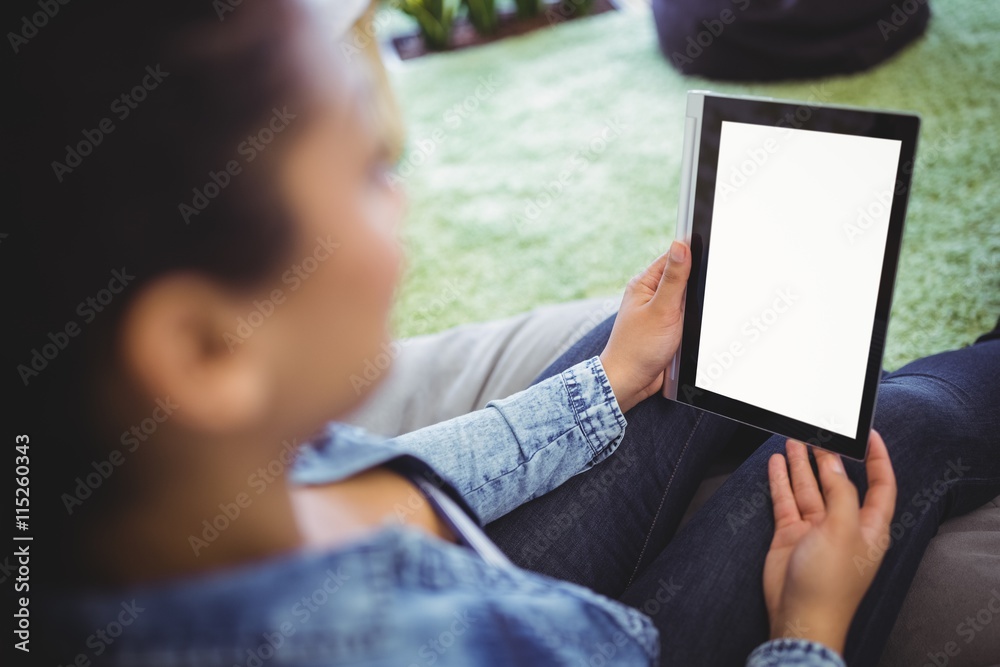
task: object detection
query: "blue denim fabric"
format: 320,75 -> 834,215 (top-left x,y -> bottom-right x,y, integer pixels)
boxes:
48,354 -> 843,666
52,526 -> 660,666
293,356 -> 630,525
747,639 -> 845,667
487,316 -> 1000,667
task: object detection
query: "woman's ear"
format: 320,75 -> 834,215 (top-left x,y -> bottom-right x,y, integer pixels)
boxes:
118,273 -> 272,436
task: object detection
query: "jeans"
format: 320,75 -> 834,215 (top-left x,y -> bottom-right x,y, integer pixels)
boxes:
486,315 -> 1000,666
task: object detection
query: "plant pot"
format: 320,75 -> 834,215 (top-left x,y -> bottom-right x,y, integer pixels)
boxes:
392,0 -> 618,60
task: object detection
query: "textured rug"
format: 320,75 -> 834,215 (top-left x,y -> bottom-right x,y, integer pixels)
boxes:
387,0 -> 999,370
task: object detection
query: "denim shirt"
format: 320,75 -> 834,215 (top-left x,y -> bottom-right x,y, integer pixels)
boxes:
52,356 -> 844,667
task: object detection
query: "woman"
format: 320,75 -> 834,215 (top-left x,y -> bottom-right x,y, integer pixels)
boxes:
17,1 -> 999,666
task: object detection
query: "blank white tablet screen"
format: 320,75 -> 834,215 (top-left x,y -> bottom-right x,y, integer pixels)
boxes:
695,121 -> 902,438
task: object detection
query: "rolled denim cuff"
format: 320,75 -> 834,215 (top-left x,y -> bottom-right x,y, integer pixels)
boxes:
561,356 -> 628,464
746,638 -> 846,667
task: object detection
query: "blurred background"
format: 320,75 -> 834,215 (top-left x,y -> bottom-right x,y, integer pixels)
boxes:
327,0 -> 999,372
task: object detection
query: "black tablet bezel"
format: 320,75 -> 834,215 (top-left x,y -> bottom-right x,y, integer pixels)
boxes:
676,94 -> 920,461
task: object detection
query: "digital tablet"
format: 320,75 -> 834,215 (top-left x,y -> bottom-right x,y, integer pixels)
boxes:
663,91 -> 920,461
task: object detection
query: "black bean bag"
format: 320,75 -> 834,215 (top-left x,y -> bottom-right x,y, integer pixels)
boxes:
652,0 -> 931,81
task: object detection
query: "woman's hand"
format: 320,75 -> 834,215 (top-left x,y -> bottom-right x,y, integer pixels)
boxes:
763,431 -> 897,655
599,241 -> 690,413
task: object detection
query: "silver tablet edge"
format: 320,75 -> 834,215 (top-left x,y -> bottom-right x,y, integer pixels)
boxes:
664,90 -> 704,401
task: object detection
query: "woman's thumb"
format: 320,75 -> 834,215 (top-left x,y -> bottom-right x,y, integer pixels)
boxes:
652,241 -> 690,311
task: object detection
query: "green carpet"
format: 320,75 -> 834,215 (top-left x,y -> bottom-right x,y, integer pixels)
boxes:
387,0 -> 999,371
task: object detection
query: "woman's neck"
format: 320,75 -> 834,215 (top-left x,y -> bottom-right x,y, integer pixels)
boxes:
86,441 -> 305,588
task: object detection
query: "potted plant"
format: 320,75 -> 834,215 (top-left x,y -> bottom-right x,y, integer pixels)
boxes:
391,0 -> 613,59
515,0 -> 541,19
464,0 -> 498,35
393,0 -> 459,50
548,0 -> 597,22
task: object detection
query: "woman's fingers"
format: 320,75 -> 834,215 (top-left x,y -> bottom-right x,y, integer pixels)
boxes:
630,250 -> 671,296
859,430 -> 897,535
768,453 -> 802,530
786,439 -> 825,521
814,447 -> 860,526
651,241 -> 690,313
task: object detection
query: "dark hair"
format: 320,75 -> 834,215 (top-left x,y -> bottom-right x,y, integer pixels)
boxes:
10,0 -> 327,588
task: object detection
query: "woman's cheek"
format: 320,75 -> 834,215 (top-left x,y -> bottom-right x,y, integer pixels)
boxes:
378,229 -> 403,305
361,197 -> 403,308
